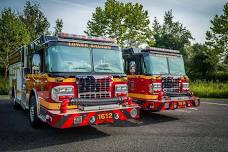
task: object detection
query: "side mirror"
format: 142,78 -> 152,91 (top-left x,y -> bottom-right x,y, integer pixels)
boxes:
32,54 -> 41,74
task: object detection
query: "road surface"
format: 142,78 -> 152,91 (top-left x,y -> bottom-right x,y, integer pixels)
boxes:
0,99 -> 228,152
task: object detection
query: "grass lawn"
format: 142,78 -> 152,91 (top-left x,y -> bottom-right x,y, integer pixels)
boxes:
0,95 -> 9,100
190,81 -> 228,98
201,98 -> 228,100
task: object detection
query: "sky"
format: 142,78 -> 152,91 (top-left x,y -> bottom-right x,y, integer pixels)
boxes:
0,0 -> 227,43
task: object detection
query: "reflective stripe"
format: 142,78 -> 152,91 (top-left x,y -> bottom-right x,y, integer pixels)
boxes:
128,93 -> 158,100
40,99 -> 77,110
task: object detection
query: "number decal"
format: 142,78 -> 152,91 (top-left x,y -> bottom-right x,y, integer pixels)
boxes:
97,113 -> 113,120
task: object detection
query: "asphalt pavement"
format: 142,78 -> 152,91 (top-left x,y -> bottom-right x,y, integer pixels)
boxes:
0,99 -> 228,152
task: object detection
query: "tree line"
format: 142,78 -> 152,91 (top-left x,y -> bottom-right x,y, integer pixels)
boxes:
0,1 -> 63,78
0,0 -> 227,81
86,0 -> 228,80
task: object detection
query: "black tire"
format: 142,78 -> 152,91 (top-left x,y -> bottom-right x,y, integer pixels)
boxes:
29,96 -> 41,128
12,90 -> 20,110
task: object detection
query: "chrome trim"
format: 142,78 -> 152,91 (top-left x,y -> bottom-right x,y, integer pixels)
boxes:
79,104 -> 120,111
77,75 -> 112,99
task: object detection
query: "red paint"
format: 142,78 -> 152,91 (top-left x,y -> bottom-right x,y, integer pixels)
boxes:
44,104 -> 140,129
141,99 -> 200,111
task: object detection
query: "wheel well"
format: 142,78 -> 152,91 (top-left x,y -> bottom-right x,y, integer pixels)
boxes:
12,88 -> 15,98
29,90 -> 36,104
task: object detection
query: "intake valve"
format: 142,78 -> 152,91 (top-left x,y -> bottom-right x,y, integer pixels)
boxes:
60,99 -> 70,113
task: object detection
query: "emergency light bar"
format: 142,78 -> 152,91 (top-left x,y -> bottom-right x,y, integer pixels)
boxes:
58,32 -> 115,43
142,47 -> 180,54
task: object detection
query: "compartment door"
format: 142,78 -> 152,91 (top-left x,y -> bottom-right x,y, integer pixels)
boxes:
16,64 -> 22,100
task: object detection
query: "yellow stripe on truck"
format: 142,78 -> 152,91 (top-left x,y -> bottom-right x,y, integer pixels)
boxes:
26,74 -> 76,83
128,93 -> 158,100
47,76 -> 76,83
127,75 -> 161,80
39,98 -> 77,110
113,77 -> 128,82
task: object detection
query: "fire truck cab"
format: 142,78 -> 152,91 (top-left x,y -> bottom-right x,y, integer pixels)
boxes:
122,47 -> 200,111
8,33 -> 140,128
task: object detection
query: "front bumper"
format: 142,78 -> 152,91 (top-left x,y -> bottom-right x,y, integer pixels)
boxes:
141,96 -> 200,111
39,105 -> 140,129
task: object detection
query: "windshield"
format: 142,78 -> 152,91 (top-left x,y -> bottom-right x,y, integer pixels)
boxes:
93,48 -> 124,73
144,54 -> 186,75
168,57 -> 185,75
47,45 -> 124,73
47,46 -> 91,72
144,55 -> 169,75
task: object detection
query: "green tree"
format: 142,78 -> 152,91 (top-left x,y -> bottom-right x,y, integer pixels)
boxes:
188,43 -> 213,79
54,18 -> 63,36
152,10 -> 193,59
21,1 -> 50,40
206,2 -> 228,71
0,8 -> 30,78
85,0 -> 154,47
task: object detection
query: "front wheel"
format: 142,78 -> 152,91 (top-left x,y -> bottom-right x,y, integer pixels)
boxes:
29,96 -> 41,128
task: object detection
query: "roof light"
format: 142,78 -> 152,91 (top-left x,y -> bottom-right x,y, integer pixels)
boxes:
142,47 -> 180,54
57,32 -> 115,43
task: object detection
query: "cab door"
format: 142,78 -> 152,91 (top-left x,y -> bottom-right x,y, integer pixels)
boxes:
126,55 -> 142,94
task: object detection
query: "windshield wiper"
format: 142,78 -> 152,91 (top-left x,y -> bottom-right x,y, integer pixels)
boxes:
157,72 -> 168,75
95,67 -> 114,72
72,67 -> 88,69
170,72 -> 183,75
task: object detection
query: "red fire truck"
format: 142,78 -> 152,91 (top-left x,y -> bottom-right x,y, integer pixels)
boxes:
8,33 -> 140,128
122,47 -> 200,111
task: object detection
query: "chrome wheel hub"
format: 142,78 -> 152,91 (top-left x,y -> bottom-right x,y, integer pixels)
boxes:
30,105 -> 35,122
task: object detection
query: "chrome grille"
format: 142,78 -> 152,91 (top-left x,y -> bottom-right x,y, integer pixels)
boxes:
78,76 -> 112,99
162,77 -> 180,92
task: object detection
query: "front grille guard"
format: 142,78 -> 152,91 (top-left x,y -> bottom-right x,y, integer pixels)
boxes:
77,75 -> 112,99
165,92 -> 191,97
69,97 -> 125,106
162,77 -> 180,92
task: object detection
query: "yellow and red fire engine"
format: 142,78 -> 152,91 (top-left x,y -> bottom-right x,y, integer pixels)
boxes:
122,47 -> 200,111
8,33 -> 140,128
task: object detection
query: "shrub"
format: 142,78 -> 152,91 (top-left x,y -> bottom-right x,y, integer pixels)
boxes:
190,81 -> 228,98
189,72 -> 228,82
206,72 -> 228,82
0,76 -> 9,95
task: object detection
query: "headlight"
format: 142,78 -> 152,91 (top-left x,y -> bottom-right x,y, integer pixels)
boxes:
115,84 -> 128,97
51,85 -> 74,102
182,83 -> 189,90
149,83 -> 162,93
